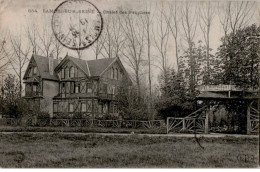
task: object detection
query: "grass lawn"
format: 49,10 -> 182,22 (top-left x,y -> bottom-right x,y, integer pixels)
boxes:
0,132 -> 258,168
0,126 -> 167,134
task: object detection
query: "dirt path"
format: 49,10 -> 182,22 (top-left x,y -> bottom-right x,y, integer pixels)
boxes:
0,131 -> 258,138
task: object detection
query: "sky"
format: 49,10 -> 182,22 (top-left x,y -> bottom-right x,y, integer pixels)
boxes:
0,0 -> 259,87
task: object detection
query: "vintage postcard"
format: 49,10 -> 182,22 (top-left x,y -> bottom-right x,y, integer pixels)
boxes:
0,0 -> 259,168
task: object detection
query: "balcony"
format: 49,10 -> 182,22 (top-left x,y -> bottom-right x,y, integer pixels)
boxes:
98,93 -> 117,101
24,91 -> 42,98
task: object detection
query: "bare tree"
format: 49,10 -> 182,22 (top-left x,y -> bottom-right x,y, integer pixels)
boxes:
218,1 -> 256,38
111,15 -> 125,57
37,24 -> 54,57
102,15 -> 114,58
53,37 -> 64,59
120,14 -> 145,101
199,1 -> 216,84
100,15 -> 125,59
26,23 -> 40,54
140,2 -> 153,98
140,2 -> 154,119
91,30 -> 105,60
164,1 -> 180,72
3,33 -> 31,97
153,4 -> 171,81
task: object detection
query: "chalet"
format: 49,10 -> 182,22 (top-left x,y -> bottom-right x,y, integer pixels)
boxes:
23,54 -> 131,118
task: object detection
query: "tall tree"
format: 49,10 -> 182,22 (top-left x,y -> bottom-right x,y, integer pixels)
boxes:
198,1 -> 216,84
153,4 -> 171,84
218,1 -> 256,40
37,24 -> 54,57
164,1 -> 180,72
91,29 -> 105,60
102,15 -> 114,58
26,23 -> 40,54
120,14 -> 145,101
140,2 -> 154,118
216,24 -> 259,89
2,33 -> 31,97
180,1 -> 198,97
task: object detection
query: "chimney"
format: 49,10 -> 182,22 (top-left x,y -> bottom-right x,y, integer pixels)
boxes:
49,53 -> 54,75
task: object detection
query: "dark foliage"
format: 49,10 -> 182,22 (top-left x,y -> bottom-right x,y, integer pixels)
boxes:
216,24 -> 260,89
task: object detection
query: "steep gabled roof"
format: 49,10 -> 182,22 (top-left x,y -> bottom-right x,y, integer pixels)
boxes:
23,55 -> 59,81
88,58 -> 116,76
67,56 -> 91,76
54,55 -> 117,77
54,55 -> 90,76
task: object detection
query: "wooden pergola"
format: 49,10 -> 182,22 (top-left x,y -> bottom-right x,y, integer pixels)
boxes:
167,85 -> 259,134
197,85 -> 259,134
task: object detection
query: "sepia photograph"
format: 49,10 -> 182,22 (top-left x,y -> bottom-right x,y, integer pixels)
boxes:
0,0 -> 259,168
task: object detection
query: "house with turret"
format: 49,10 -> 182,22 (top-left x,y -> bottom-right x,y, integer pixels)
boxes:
23,54 -> 132,118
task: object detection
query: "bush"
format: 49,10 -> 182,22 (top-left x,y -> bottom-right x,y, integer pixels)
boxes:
37,112 -> 50,119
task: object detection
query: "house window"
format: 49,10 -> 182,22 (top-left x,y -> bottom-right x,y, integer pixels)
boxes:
69,67 -> 74,78
75,83 -> 80,93
65,67 -> 69,79
61,69 -> 65,79
111,68 -> 114,79
75,85 -> 79,93
60,83 -> 66,94
87,83 -> 92,93
53,103 -> 58,113
112,86 -> 115,95
103,83 -> 107,93
33,67 -> 37,75
28,68 -> 32,77
69,103 -> 74,113
66,82 -> 70,94
81,102 -> 86,112
75,67 -> 78,77
70,82 -> 75,93
118,71 -> 121,80
115,68 -> 118,80
33,85 -> 37,92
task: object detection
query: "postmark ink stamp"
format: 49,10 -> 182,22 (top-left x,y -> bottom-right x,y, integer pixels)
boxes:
52,0 -> 103,50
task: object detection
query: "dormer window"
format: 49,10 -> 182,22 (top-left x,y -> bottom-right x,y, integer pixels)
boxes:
28,68 -> 32,77
69,67 -> 74,78
61,69 -> 65,79
115,68 -> 118,80
65,67 -> 69,79
111,68 -> 114,79
33,67 -> 37,75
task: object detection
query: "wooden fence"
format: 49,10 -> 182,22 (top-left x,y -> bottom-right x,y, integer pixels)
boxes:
0,118 -> 165,129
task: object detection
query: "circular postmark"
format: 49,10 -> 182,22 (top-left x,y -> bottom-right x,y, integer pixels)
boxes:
52,0 -> 103,50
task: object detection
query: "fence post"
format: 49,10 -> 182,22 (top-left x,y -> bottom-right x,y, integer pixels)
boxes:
247,103 -> 251,135
205,106 -> 209,134
193,118 -> 196,131
166,118 -> 169,134
182,119 -> 185,131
